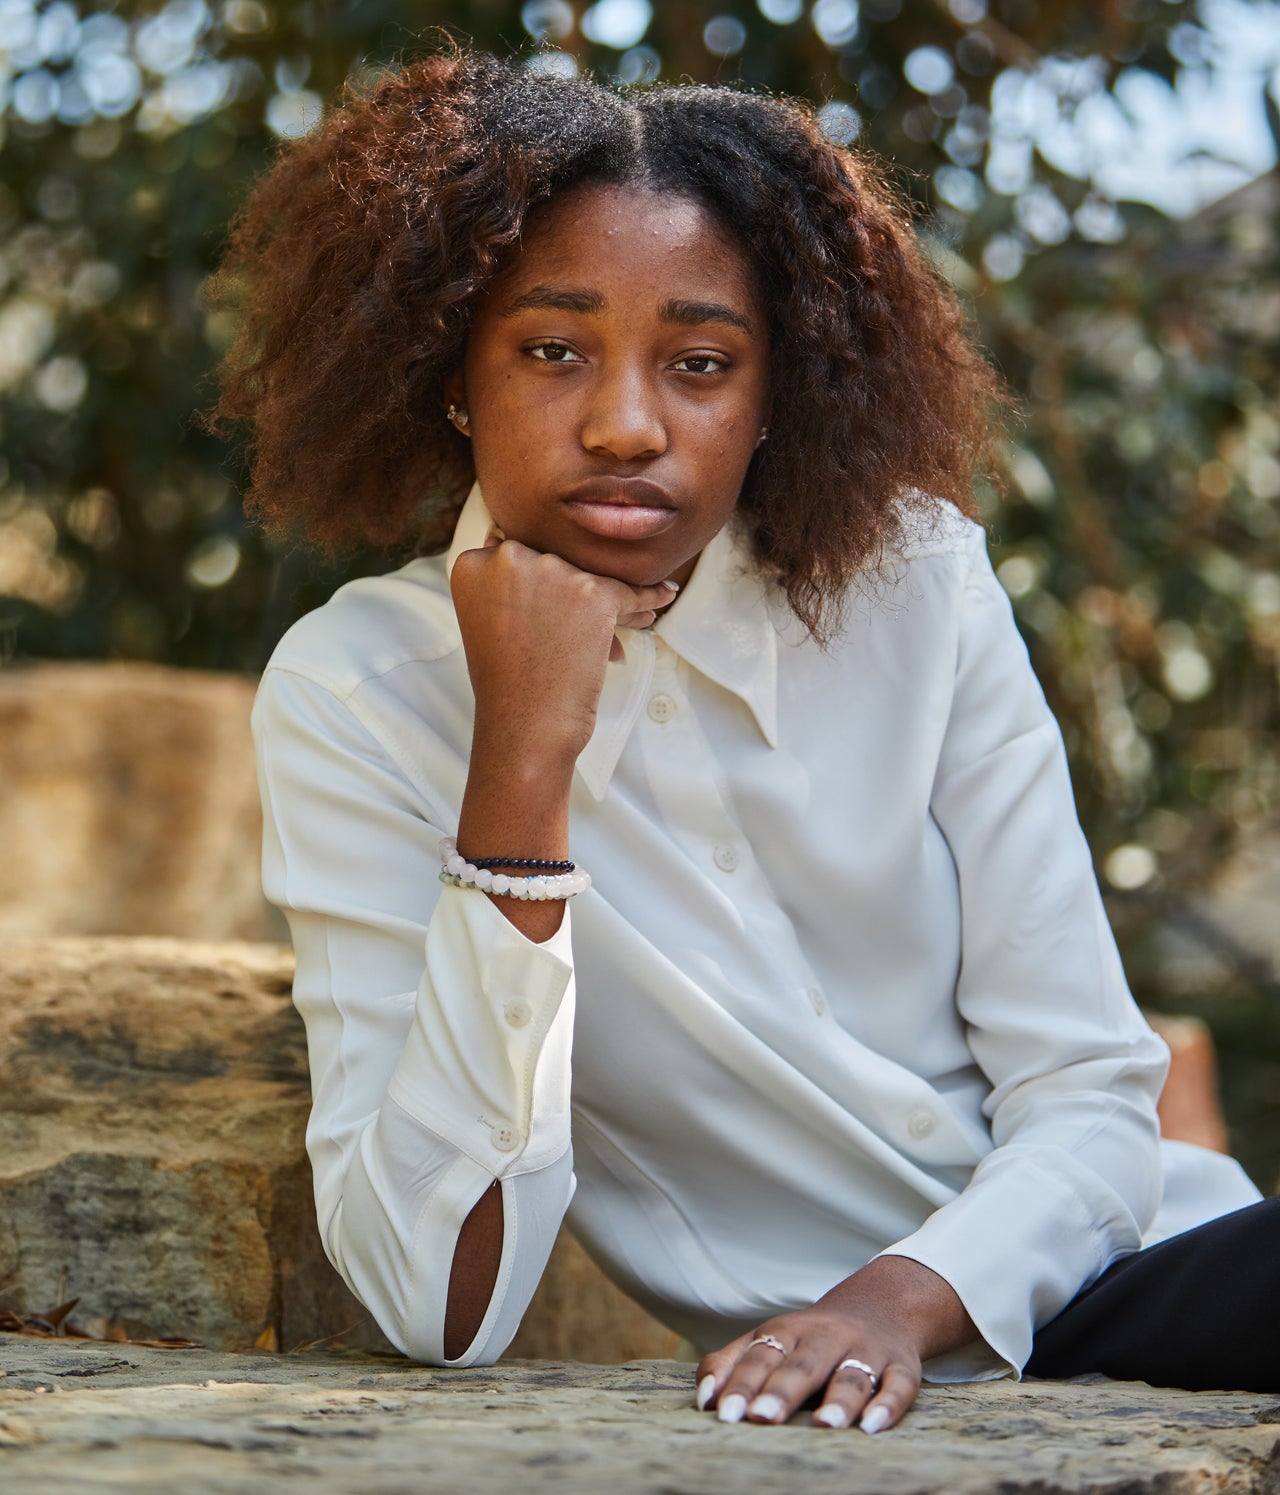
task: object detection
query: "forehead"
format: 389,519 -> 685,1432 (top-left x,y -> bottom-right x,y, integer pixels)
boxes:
496,182 -> 760,307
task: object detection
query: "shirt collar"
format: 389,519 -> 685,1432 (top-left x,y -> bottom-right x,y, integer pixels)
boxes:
445,482 -> 780,801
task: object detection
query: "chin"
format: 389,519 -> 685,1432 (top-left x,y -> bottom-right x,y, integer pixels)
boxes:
560,536 -> 685,588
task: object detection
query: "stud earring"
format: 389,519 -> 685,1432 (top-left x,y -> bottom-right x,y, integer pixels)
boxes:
756,426 -> 769,447
446,404 -> 470,431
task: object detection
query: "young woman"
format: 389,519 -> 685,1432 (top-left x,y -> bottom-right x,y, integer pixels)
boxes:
204,46 -> 1269,1432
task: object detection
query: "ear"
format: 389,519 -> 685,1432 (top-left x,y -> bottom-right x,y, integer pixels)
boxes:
443,370 -> 466,409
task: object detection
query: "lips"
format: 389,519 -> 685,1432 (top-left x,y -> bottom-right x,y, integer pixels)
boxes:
562,477 -> 679,542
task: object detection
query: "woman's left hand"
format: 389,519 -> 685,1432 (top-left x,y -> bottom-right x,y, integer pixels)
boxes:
695,1256 -> 975,1432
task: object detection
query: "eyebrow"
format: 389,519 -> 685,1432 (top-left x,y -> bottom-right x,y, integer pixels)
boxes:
500,286 -> 755,335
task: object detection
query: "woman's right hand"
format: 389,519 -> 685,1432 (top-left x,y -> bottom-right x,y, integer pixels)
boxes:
450,534 -> 680,770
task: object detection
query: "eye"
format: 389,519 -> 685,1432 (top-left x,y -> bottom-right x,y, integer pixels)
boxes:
672,354 -> 729,375
527,341 -> 585,364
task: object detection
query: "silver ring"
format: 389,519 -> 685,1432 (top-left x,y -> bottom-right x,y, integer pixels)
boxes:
748,1334 -> 788,1357
836,1358 -> 880,1391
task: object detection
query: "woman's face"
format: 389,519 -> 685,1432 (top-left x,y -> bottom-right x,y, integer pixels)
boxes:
449,182 -> 771,589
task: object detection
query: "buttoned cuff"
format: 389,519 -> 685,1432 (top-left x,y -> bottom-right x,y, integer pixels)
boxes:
387,885 -> 575,1177
875,1146 -> 1144,1382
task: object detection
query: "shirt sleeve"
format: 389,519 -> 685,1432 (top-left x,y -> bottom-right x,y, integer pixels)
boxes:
251,665 -> 577,1366
876,526 -> 1172,1382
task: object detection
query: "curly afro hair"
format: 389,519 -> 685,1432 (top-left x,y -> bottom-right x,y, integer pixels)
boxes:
200,44 -> 1004,642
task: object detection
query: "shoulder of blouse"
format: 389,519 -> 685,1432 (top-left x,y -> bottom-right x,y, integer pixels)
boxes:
882,494 -> 986,566
261,554 -> 461,703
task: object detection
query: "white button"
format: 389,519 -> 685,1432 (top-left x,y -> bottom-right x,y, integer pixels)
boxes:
713,843 -> 739,873
491,1124 -> 519,1152
807,987 -> 826,1016
908,1109 -> 935,1141
647,692 -> 677,724
503,1000 -> 532,1028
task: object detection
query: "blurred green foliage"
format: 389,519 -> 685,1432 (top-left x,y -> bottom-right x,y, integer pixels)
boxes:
2,1 -> 1280,1169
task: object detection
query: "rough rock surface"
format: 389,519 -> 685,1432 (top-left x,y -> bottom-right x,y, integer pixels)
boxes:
0,662 -> 282,941
0,937 -> 677,1362
1,1337 -> 1278,1495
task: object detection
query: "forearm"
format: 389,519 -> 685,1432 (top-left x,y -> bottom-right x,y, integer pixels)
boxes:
445,1179 -> 505,1360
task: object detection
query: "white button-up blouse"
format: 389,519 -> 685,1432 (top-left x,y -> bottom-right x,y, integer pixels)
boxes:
251,484 -> 1260,1382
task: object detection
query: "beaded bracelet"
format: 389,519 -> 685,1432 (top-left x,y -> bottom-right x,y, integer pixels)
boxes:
438,837 -> 591,901
471,856 -> 575,873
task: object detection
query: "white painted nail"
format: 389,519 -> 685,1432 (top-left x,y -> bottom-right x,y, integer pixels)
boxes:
717,1392 -> 748,1424
748,1393 -> 785,1422
696,1374 -> 717,1411
661,579 -> 680,591
813,1404 -> 851,1428
860,1405 -> 891,1435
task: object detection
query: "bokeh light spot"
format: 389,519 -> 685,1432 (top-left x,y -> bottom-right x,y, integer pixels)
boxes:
703,15 -> 747,56
1105,844 -> 1157,891
904,45 -> 954,95
812,0 -> 859,48
34,355 -> 89,413
521,0 -> 575,40
185,535 -> 241,589
525,50 -> 579,76
617,45 -> 660,83
817,100 -> 861,144
265,88 -> 322,138
581,0 -> 652,49
982,233 -> 1024,281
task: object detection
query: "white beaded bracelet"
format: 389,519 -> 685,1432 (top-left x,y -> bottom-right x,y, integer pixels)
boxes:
437,837 -> 591,900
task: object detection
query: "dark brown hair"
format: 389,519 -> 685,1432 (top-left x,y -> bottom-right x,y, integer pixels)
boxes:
200,45 -> 1003,641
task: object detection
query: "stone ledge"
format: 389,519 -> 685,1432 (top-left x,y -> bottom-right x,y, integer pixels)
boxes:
1,1337 -> 1278,1495
0,936 -> 677,1361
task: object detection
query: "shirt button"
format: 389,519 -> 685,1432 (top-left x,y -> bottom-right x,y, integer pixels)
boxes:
491,1124 -> 519,1152
647,692 -> 677,724
503,1000 -> 532,1028
807,987 -> 826,1016
713,843 -> 739,873
908,1109 -> 935,1141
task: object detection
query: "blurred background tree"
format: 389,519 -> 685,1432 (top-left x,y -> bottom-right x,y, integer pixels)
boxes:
2,0 -> 1280,1176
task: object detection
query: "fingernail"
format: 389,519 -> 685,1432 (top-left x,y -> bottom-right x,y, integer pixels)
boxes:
661,579 -> 680,591
748,1394 -> 786,1422
717,1393 -> 747,1424
696,1374 -> 717,1411
860,1405 -> 890,1435
814,1405 -> 851,1429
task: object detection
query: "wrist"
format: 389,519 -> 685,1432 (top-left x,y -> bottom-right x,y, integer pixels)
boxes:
458,747 -> 574,866
819,1256 -> 976,1362
469,723 -> 581,787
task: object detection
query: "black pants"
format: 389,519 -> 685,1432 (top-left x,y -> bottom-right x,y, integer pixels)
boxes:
1024,1195 -> 1279,1392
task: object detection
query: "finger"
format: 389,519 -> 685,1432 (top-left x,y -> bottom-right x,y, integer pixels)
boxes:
742,1337 -> 843,1425
695,1333 -> 756,1411
857,1361 -> 919,1435
624,578 -> 680,614
617,609 -> 658,630
712,1338 -> 801,1424
811,1359 -> 881,1430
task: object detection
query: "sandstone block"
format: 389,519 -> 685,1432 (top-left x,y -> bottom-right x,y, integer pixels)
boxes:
0,937 -> 678,1363
0,662 -> 280,941
1147,1011 -> 1230,1155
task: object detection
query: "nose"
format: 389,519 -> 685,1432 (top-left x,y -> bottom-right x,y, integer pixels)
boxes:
580,362 -> 667,462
